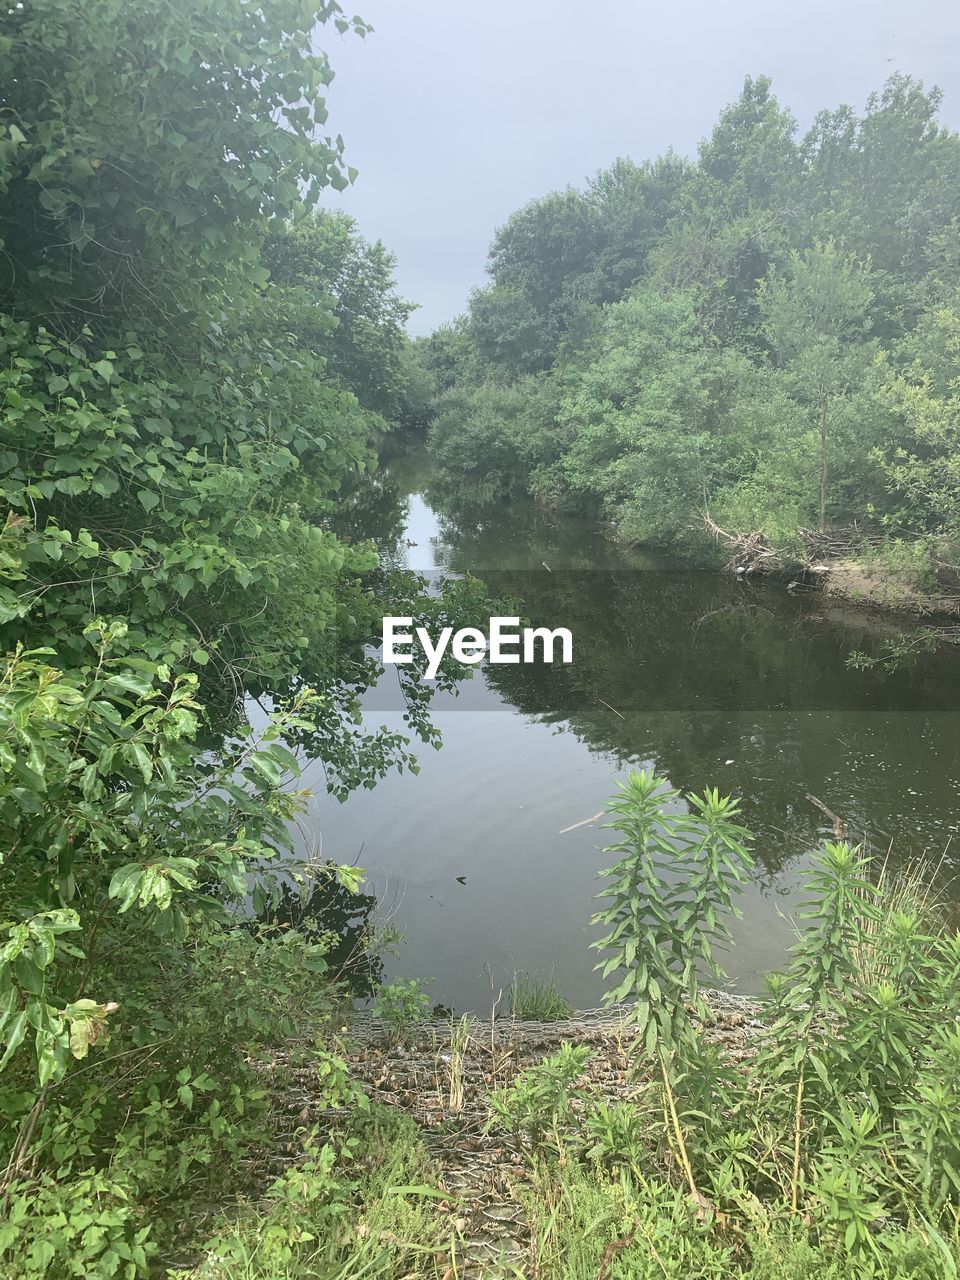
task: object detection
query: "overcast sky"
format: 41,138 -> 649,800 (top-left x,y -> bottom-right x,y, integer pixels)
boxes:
316,0 -> 960,335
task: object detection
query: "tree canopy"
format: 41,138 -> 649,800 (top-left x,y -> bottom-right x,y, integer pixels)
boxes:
0,0 -> 465,1110
425,73 -> 960,572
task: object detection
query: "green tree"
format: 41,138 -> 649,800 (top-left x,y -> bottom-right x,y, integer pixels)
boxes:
261,210 -> 419,423
487,188 -> 602,330
801,75 -> 960,331
0,0 -> 368,329
881,303 -> 960,540
429,380 -> 537,500
585,153 -> 690,303
0,0 -> 480,1107
467,282 -> 558,376
424,74 -> 960,565
758,242 -> 878,531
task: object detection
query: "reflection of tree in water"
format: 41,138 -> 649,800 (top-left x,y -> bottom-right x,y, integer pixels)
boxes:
427,483 -> 647,572
329,469 -> 409,565
326,466 -> 960,886
254,869 -> 383,999
427,498 -> 960,881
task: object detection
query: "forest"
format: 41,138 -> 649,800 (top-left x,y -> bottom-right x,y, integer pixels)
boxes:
3,1 -> 960,1278
423,73 -> 960,598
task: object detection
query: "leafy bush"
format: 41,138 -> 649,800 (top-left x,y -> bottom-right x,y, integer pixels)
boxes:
184,1109 -> 447,1280
488,1042 -> 593,1147
582,772 -> 960,1273
372,978 -> 432,1045
591,770 -> 754,1057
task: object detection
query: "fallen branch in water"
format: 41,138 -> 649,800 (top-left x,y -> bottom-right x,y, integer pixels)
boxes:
559,811 -> 605,835
806,793 -> 847,838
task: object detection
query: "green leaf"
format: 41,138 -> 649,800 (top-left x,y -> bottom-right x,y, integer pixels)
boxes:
129,743 -> 153,782
0,1012 -> 28,1071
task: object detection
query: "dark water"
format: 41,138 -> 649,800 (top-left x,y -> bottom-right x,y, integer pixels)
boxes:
298,459 -> 960,1012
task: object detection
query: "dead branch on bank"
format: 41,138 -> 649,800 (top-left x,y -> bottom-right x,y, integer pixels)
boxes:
704,515 -> 896,576
702,514 -> 783,575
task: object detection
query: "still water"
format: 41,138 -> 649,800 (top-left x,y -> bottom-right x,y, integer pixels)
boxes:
298,461 -> 960,1012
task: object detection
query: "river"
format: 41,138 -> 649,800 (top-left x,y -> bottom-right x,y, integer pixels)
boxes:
295,456 -> 960,1012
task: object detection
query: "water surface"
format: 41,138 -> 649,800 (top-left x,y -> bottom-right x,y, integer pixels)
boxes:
298,466 -> 960,1011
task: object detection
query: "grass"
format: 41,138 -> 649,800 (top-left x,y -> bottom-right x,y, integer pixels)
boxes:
509,972 -> 573,1021
850,853 -> 949,985
178,1118 -> 959,1279
443,1013 -> 473,1114
177,1110 -> 452,1280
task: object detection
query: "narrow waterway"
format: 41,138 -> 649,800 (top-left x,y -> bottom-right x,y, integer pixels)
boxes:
298,461 -> 960,1012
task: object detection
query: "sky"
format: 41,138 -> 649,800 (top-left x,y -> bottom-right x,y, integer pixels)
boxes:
316,0 -> 960,335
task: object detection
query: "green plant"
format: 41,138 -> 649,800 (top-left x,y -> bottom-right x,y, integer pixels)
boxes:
182,1109 -> 448,1280
580,1099 -> 648,1174
437,1013 -> 474,1115
0,1169 -> 156,1278
509,971 -> 573,1021
372,978 -> 432,1045
0,637 -> 342,1093
513,1162 -> 739,1279
896,1024 -> 960,1213
592,770 -> 754,1057
488,1042 -> 593,1148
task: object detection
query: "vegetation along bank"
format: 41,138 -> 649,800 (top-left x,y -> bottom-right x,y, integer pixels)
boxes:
418,73 -> 960,631
2,1 -> 960,1278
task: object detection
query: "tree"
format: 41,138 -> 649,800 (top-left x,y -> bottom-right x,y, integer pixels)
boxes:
646,77 -> 800,342
428,380 -> 535,500
261,210 -> 418,423
585,153 -> 690,303
467,282 -> 557,376
801,76 -> 960,336
422,74 -> 960,564
881,303 -> 960,541
695,75 -> 801,220
758,242 -> 878,531
0,0 -> 368,330
0,0 -> 479,1106
487,188 -> 602,324
556,289 -> 723,544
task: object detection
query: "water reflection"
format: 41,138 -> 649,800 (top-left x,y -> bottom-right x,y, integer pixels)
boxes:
300,456 -> 960,1011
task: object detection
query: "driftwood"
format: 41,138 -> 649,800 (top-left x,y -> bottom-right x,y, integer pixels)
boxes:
704,515 -> 901,577
797,524 -> 888,563
806,793 -> 847,838
702,514 -> 782,575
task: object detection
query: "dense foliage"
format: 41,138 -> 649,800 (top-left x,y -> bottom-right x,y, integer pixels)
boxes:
424,76 -> 960,579
0,3 -> 471,1274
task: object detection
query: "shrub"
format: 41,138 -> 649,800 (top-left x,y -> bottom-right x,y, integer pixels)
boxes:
372,978 -> 432,1045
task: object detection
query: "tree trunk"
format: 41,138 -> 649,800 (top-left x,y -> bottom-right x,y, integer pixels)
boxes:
819,397 -> 829,534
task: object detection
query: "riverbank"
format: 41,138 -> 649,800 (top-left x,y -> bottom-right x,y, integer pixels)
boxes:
172,824 -> 960,1280
821,556 -> 960,621
337,992 -> 763,1275
701,514 -> 960,620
